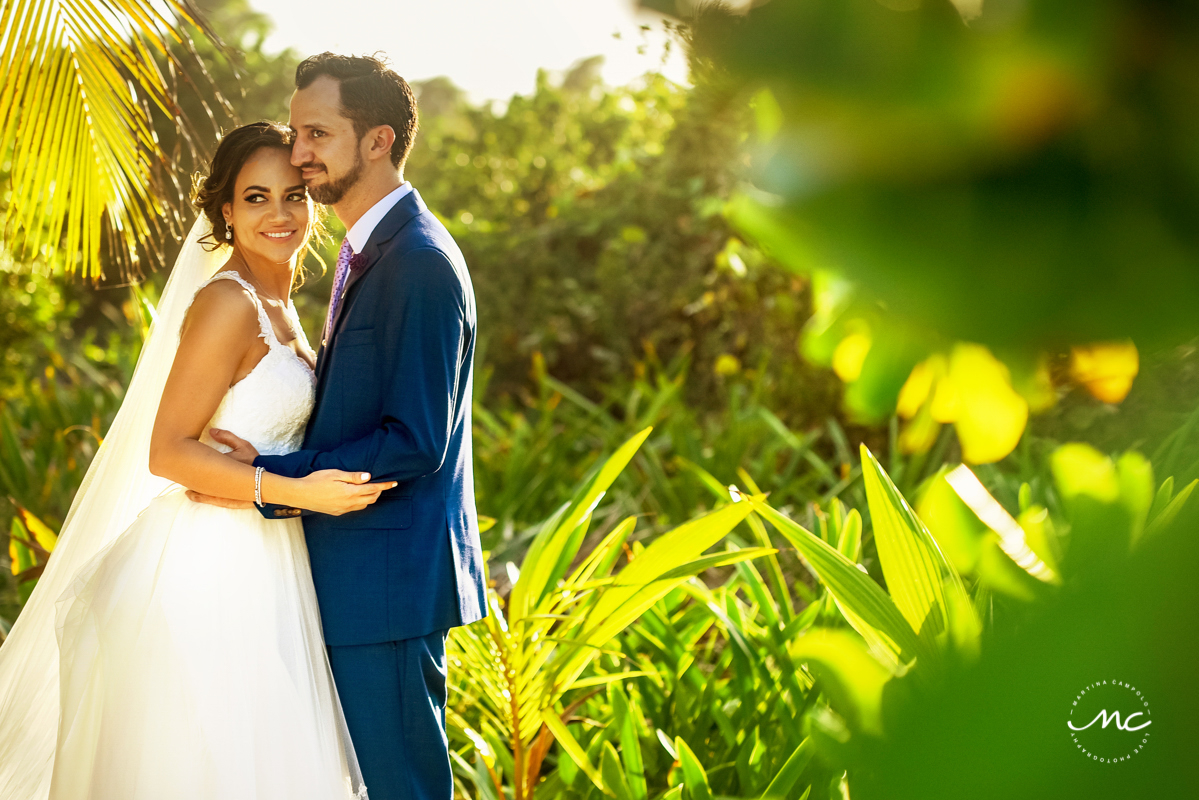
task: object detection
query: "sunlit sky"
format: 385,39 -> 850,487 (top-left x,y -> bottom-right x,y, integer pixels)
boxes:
246,0 -> 691,102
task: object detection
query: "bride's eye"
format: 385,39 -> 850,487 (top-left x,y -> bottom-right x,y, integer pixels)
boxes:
245,194 -> 265,203
288,192 -> 307,202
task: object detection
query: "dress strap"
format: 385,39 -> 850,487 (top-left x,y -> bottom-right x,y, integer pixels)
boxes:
196,270 -> 277,346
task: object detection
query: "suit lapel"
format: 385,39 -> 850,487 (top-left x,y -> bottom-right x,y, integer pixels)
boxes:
313,188 -> 427,387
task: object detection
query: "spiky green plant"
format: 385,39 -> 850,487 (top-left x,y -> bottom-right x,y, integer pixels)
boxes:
448,428 -> 772,799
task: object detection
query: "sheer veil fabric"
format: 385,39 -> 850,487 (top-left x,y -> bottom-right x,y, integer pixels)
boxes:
0,219 -> 367,798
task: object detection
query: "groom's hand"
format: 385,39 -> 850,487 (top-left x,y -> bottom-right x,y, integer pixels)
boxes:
209,428 -> 260,464
186,490 -> 255,510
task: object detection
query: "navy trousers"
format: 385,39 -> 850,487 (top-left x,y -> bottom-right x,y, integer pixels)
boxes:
327,630 -> 452,800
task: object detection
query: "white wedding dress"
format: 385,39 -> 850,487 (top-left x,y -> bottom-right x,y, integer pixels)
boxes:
47,270 -> 366,799
0,254 -> 367,798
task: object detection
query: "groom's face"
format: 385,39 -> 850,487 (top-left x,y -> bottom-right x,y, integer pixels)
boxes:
289,76 -> 365,205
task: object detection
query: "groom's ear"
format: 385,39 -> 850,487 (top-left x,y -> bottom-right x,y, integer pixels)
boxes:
364,124 -> 396,163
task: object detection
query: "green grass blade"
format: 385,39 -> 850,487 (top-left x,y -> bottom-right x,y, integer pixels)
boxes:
759,738 -> 814,799
601,742 -> 633,800
613,687 -> 648,800
751,500 -> 924,664
674,737 -> 714,800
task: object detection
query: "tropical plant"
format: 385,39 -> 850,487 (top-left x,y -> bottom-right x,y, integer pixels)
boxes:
498,430 -> 1191,799
1,0 -> 222,278
579,539 -> 829,800
447,427 -> 770,799
499,437 -> 1089,799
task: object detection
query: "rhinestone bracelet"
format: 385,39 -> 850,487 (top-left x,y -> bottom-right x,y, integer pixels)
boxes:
254,466 -> 265,507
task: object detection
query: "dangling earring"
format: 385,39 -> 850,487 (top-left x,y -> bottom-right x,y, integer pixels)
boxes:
225,223 -> 233,241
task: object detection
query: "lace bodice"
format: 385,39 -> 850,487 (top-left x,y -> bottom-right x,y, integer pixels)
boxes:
189,271 -> 316,457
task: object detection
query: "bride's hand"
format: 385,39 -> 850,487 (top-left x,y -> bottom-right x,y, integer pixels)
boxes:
296,470 -> 397,516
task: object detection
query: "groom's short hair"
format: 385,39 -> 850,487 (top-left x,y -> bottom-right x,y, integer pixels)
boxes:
295,52 -> 418,169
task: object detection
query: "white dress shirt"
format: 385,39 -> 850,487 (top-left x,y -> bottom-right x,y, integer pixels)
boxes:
345,181 -> 413,254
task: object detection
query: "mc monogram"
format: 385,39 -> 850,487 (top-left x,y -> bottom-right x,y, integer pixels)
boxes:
1067,680 -> 1152,763
1067,708 -> 1152,733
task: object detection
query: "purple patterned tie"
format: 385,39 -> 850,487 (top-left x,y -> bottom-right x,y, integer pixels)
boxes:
322,237 -> 354,346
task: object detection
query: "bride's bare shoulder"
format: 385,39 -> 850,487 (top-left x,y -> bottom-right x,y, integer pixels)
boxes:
181,276 -> 260,342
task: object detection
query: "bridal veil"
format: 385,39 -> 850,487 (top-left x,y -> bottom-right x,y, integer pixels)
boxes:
0,219 -> 225,797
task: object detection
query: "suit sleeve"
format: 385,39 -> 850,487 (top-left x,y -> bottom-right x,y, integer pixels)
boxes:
254,247 -> 465,488
251,500 -> 311,520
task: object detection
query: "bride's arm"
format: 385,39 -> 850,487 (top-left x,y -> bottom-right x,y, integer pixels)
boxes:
148,281 -> 390,513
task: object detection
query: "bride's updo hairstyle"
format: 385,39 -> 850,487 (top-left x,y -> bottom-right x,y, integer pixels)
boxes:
191,121 -> 324,252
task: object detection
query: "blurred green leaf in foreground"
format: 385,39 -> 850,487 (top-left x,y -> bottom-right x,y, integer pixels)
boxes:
667,0 -> 1199,462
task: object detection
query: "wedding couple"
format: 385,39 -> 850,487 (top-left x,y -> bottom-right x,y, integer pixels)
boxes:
0,53 -> 486,799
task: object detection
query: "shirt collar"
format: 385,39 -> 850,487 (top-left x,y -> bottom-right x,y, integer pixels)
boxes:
345,182 -> 413,254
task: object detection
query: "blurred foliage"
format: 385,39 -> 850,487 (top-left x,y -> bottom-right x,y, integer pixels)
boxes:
649,0 -> 1199,463
851,445 -> 1199,800
404,59 -> 839,420
624,0 -> 1199,796
709,0 -> 1199,347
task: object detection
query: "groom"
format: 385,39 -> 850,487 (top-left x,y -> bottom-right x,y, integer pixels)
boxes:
190,53 -> 487,799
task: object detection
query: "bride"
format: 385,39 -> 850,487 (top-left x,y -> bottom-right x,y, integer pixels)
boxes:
0,122 -> 388,799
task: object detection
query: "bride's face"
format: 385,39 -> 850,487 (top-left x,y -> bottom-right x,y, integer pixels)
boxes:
221,147 -> 312,265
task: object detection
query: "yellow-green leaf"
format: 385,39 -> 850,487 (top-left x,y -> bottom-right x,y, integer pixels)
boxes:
860,444 -> 974,653
790,629 -> 891,735
542,708 -> 606,795
752,499 -> 924,664
674,737 -> 713,800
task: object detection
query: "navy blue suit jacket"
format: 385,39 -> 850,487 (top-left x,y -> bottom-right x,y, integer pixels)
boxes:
254,188 -> 487,646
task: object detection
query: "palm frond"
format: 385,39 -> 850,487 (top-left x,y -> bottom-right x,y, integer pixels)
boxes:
1,0 -> 218,278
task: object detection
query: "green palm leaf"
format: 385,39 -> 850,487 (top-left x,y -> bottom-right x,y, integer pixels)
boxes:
542,707 -> 606,794
549,503 -> 759,690
508,427 -> 652,624
1,0 -> 217,278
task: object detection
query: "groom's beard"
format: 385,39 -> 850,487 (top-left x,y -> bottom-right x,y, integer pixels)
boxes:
304,151 -> 365,205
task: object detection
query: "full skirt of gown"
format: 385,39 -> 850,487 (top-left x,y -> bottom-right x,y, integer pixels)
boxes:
49,486 -> 365,800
